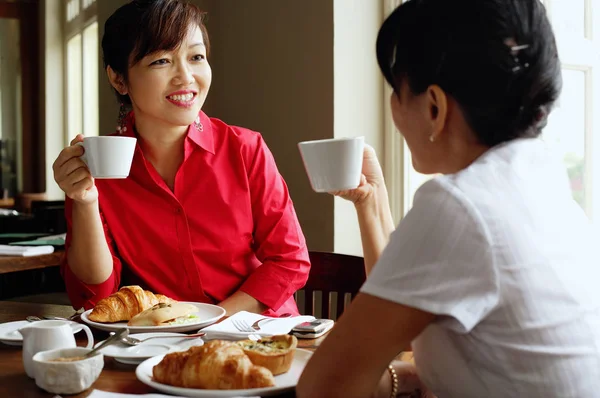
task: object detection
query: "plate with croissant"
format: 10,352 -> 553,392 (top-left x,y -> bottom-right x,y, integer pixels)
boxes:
136,336 -> 312,397
80,286 -> 226,333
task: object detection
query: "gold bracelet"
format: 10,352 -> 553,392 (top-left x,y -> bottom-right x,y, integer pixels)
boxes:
387,364 -> 399,398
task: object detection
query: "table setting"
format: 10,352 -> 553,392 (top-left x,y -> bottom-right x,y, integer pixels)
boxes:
0,291 -> 327,398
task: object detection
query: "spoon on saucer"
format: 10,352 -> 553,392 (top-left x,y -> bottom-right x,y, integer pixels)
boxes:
84,328 -> 129,358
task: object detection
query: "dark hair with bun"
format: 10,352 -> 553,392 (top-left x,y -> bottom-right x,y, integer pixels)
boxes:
376,0 -> 562,147
102,0 -> 209,105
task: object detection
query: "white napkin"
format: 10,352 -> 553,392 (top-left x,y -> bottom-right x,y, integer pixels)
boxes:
201,311 -> 315,340
88,391 -> 259,398
0,244 -> 54,256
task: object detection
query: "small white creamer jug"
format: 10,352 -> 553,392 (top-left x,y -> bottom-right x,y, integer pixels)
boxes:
19,320 -> 93,378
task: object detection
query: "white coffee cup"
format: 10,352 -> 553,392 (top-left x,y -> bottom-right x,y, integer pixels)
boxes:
298,136 -> 364,193
77,136 -> 137,179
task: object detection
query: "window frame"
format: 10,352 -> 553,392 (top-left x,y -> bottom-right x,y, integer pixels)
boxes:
543,0 -> 600,219
382,0 -> 406,224
63,0 -> 98,146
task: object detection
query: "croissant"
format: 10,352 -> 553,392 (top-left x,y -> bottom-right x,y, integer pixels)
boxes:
153,341 -> 276,389
88,285 -> 173,323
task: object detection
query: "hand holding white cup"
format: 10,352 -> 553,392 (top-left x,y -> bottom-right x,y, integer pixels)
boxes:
76,136 -> 137,179
298,136 -> 365,193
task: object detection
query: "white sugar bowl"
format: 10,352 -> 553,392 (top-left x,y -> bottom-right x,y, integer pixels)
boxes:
32,347 -> 104,395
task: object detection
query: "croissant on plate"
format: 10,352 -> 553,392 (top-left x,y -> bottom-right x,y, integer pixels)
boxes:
87,285 -> 173,323
153,341 -> 276,389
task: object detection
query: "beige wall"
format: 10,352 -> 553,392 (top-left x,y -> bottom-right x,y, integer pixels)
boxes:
192,0 -> 336,252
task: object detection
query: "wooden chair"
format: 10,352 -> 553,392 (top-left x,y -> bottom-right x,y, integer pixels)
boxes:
296,251 -> 366,320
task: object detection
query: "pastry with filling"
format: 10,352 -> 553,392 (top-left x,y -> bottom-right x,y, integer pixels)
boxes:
237,334 -> 297,375
128,302 -> 199,326
88,285 -> 173,323
152,341 -> 275,389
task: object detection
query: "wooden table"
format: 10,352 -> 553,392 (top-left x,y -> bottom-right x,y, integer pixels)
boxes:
0,252 -> 63,274
0,301 -> 328,397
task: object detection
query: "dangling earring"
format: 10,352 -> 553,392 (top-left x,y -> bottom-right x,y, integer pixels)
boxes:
194,116 -> 203,132
429,134 -> 435,143
116,101 -> 129,134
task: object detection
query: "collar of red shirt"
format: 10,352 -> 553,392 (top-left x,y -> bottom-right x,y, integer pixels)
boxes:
119,110 -> 215,155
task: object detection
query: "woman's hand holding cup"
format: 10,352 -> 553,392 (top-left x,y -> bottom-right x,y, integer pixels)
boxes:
332,144 -> 386,206
53,134 -> 98,204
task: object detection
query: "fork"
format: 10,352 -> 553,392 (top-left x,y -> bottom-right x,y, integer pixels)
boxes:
250,313 -> 292,330
116,332 -> 206,346
231,319 -> 261,341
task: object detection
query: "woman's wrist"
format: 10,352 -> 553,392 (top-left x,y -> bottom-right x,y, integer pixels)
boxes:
355,184 -> 394,234
354,182 -> 387,212
72,198 -> 99,214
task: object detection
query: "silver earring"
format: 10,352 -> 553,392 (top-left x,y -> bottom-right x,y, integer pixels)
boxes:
194,116 -> 203,131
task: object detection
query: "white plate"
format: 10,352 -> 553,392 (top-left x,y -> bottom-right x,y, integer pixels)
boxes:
81,302 -> 226,334
96,332 -> 205,365
136,349 -> 313,397
0,320 -> 82,346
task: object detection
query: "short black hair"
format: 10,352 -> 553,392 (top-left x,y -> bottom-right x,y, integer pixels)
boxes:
377,0 -> 562,147
102,0 -> 209,105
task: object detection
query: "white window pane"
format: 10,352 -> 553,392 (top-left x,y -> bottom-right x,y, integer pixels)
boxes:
82,0 -> 96,9
549,0 -> 587,39
403,141 -> 433,214
67,33 -> 82,142
83,22 -> 99,137
542,68 -> 587,210
67,0 -> 80,22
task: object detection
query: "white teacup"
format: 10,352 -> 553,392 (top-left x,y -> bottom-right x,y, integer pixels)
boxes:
298,136 -> 364,193
77,136 -> 137,179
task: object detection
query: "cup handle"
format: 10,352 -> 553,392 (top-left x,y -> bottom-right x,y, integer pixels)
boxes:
71,323 -> 94,348
75,142 -> 87,165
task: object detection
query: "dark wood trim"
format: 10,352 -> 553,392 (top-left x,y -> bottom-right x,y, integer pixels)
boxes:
0,251 -> 62,274
0,0 -> 44,194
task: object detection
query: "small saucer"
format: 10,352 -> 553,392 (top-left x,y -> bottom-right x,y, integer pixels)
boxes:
95,332 -> 204,365
0,320 -> 29,346
0,320 -> 83,346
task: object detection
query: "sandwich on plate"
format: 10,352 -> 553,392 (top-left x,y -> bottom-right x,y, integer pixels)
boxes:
127,302 -> 199,326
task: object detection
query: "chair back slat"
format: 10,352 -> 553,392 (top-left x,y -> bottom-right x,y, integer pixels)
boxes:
298,252 -> 366,320
321,291 -> 331,319
336,292 -> 346,319
305,289 -> 314,317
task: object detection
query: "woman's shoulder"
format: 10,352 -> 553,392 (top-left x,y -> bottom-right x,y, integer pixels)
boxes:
414,177 -> 484,221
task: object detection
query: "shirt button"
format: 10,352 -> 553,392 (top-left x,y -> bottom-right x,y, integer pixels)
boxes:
175,208 -> 181,214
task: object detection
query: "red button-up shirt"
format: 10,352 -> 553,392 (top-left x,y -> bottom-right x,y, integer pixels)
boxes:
61,111 -> 310,316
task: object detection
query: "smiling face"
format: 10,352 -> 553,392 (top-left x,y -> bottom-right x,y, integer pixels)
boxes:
109,24 -> 212,130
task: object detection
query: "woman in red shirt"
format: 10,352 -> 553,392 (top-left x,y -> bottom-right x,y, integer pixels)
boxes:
52,0 -> 310,316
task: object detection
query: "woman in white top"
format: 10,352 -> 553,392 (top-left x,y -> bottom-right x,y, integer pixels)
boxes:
297,0 -> 600,397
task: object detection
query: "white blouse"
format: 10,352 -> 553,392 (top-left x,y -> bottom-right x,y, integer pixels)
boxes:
361,138 -> 600,397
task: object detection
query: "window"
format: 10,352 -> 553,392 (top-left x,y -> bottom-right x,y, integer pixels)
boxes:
542,0 -> 600,219
384,0 -> 600,221
64,0 -> 98,145
382,0 -> 407,223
